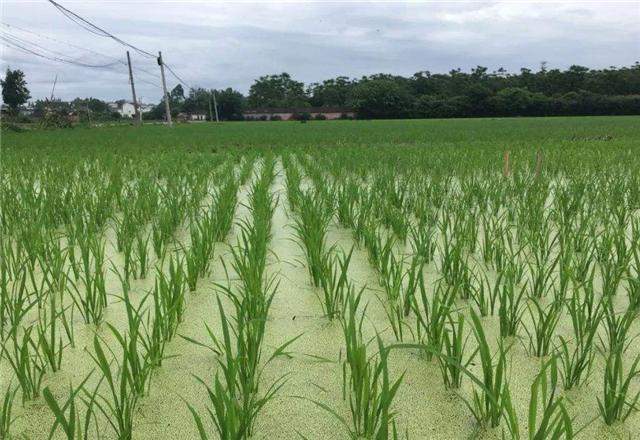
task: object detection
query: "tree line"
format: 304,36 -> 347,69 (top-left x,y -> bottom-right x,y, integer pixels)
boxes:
3,62 -> 640,122
149,63 -> 640,119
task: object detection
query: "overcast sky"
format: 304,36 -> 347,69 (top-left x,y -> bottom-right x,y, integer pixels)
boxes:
1,1 -> 638,103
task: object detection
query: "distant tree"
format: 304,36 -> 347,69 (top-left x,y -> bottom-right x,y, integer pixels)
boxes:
214,88 -> 245,120
248,73 -> 308,108
170,84 -> 185,102
351,79 -> 414,119
308,76 -> 356,107
1,68 -> 30,114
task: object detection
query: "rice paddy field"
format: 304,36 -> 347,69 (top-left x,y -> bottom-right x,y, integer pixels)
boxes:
1,116 -> 640,439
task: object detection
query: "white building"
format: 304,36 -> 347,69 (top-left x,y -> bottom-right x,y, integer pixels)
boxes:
108,101 -> 137,118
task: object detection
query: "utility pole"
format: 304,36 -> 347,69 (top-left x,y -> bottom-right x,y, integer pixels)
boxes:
157,51 -> 172,126
208,93 -> 213,122
126,51 -> 141,126
212,89 -> 219,122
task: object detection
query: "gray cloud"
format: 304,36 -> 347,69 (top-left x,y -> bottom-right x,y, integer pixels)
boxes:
1,0 -> 638,102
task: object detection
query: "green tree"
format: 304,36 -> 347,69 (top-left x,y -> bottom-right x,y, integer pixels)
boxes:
1,68 -> 30,114
351,79 -> 414,119
214,88 -> 245,120
247,73 -> 308,108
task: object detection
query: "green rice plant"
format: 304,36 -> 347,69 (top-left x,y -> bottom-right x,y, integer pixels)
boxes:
283,157 -> 302,213
597,347 -> 640,425
318,248 -> 358,320
1,383 -> 19,439
523,298 -> 563,357
438,313 -> 477,389
211,175 -> 239,241
1,266 -> 36,338
438,233 -> 470,291
68,234 -> 107,325
469,271 -> 500,317
526,251 -> 559,300
87,334 -> 139,440
43,373 -> 98,440
463,309 -> 517,430
36,290 -> 66,372
413,279 -> 456,361
409,222 -> 437,264
498,274 -> 525,339
121,239 -> 137,287
599,298 -> 635,353
291,189 -> 333,288
336,291 -> 404,439
526,356 -> 573,440
557,280 -> 602,390
2,325 -> 47,403
335,179 -> 359,228
186,296 -> 295,439
152,256 -> 187,342
134,231 -> 150,279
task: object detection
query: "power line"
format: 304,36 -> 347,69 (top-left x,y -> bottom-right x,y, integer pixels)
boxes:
2,24 -> 163,88
48,0 -> 156,59
1,33 -> 123,69
1,22 -> 126,65
163,62 -> 193,90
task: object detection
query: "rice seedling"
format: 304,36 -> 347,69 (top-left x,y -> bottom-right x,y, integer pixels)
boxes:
469,271 -> 500,317
599,298 -> 635,353
523,298 -> 563,357
134,231 -> 150,279
498,274 -> 525,339
291,188 -> 333,288
336,291 -> 404,439
414,279 -> 456,361
526,356 -> 573,440
35,290 -> 66,372
462,309 -> 517,431
86,334 -> 139,440
438,313 -> 477,389
597,347 -> 640,425
42,374 -> 98,440
318,247 -> 359,320
152,256 -> 187,342
557,279 -> 602,390
2,325 -> 47,403
68,234 -> 107,325
409,222 -> 437,264
185,297 -> 295,440
1,383 -> 19,439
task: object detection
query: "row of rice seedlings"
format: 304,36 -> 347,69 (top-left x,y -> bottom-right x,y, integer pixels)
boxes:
184,218 -> 215,292
291,188 -> 334,289
187,155 -> 287,438
310,291 -> 404,439
67,233 -> 107,325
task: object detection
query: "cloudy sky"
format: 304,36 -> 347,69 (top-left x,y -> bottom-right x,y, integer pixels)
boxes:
1,1 -> 638,103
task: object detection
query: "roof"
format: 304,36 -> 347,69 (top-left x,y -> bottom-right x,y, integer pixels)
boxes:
244,107 -> 354,114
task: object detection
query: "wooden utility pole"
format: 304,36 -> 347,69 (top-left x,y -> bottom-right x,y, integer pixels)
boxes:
212,90 -> 219,122
157,51 -> 172,126
126,51 -> 141,126
208,93 -> 213,122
